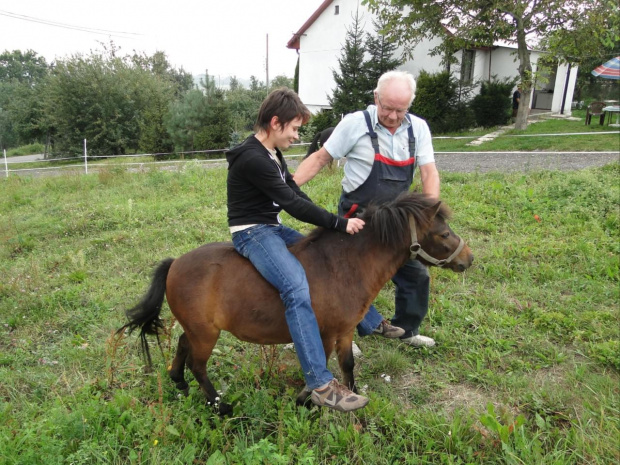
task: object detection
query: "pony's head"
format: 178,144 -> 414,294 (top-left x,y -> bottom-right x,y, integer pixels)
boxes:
362,192 -> 473,272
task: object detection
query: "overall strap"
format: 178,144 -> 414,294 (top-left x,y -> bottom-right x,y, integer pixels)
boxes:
363,110 -> 380,154
405,114 -> 416,158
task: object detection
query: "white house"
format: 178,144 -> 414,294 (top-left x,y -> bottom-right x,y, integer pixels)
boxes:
287,0 -> 577,115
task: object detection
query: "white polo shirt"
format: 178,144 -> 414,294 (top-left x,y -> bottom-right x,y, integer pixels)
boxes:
324,105 -> 435,193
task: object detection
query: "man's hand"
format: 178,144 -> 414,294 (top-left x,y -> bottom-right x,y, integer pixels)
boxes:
346,218 -> 365,234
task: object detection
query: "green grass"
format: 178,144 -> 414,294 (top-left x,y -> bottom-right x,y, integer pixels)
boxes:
1,160 -> 619,464
433,113 -> 620,152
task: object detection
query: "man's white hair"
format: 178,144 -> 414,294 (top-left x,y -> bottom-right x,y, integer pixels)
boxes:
374,71 -> 417,106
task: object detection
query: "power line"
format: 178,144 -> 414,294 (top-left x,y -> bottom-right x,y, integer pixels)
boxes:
0,9 -> 142,39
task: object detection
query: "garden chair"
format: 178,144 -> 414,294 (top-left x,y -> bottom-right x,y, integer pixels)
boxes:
585,101 -> 605,125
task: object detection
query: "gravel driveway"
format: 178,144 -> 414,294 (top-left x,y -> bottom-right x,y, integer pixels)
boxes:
434,151 -> 619,173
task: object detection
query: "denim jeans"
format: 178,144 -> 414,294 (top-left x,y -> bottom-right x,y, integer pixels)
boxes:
358,259 -> 430,338
232,224 -> 333,390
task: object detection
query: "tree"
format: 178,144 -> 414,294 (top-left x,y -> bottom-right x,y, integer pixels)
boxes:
0,50 -> 49,149
329,10 -> 371,119
363,17 -> 402,102
540,0 -> 620,65
194,88 -> 232,151
363,0 -> 588,129
166,89 -> 209,153
0,49 -> 49,85
131,50 -> 194,96
138,80 -> 175,155
200,71 -> 216,96
43,46 -> 178,156
269,74 -> 293,91
228,76 -> 242,91
248,76 -> 268,125
539,0 -> 620,103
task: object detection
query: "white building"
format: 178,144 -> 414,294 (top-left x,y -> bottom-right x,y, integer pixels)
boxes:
287,0 -> 577,115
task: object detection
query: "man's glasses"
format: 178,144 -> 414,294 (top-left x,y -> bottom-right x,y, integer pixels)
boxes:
376,96 -> 408,117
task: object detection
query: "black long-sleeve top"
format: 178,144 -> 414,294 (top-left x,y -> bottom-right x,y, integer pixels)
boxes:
226,135 -> 347,232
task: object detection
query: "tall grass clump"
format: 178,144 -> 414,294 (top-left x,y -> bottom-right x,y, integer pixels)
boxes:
0,161 -> 618,464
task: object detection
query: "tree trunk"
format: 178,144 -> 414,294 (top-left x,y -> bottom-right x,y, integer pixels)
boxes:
514,16 -> 532,130
515,86 -> 531,129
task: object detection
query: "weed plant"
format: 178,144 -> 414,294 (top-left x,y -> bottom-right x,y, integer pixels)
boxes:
0,161 -> 618,464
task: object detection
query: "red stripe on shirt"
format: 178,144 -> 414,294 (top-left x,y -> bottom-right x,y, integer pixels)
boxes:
374,153 -> 415,166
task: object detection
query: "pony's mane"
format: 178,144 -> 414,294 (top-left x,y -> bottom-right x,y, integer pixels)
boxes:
362,191 -> 450,247
293,192 -> 451,250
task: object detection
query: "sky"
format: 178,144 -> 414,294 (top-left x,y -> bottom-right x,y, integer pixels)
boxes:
0,0 -> 323,81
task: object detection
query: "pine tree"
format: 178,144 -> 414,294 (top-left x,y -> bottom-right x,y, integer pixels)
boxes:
328,10 -> 370,119
363,17 -> 402,103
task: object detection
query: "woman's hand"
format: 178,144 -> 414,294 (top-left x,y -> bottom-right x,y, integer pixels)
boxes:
346,218 -> 365,235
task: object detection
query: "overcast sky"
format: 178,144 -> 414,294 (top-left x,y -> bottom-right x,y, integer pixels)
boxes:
0,0 -> 322,80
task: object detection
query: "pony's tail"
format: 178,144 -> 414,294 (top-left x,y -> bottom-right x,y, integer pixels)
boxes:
304,130 -> 323,158
116,258 -> 174,367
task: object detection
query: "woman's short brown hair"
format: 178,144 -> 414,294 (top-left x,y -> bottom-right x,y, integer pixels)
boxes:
255,88 -> 311,133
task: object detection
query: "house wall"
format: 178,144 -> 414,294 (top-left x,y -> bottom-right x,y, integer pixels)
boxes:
396,37 -> 445,81
299,0 -> 375,113
488,47 -> 522,81
551,63 -> 578,115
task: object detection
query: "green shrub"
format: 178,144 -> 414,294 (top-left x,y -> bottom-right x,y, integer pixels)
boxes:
311,109 -> 337,133
411,71 -> 475,134
7,143 -> 45,157
471,78 -> 516,127
300,110 -> 337,142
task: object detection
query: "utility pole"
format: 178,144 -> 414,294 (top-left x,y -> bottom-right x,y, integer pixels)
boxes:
266,33 -> 269,90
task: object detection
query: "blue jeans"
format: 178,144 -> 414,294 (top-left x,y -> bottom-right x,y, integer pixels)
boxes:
232,224 -> 333,390
358,259 -> 430,337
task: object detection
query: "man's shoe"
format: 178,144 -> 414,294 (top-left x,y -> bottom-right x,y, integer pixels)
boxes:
372,320 -> 405,339
400,334 -> 436,348
311,379 -> 369,412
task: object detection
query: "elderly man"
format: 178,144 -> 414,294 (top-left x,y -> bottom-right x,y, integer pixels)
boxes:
294,70 -> 440,348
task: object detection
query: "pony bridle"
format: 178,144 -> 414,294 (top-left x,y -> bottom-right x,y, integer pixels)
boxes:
408,217 -> 465,267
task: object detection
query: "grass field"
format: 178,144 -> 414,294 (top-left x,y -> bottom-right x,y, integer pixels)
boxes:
432,112 -> 620,152
1,159 -> 619,464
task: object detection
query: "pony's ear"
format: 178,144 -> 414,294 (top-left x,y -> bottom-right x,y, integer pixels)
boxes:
428,201 -> 442,218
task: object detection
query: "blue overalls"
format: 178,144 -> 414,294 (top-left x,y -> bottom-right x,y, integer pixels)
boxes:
340,110 -> 430,338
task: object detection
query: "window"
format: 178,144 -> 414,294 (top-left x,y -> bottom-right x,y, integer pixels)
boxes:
461,50 -> 475,84
334,5 -> 339,15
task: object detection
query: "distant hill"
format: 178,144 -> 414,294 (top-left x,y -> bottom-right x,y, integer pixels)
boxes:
193,74 -> 253,90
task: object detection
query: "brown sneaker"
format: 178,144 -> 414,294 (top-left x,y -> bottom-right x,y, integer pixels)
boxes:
373,320 -> 405,339
311,379 -> 369,412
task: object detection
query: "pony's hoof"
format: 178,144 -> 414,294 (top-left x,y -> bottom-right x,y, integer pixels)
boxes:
175,382 -> 189,396
218,403 -> 233,416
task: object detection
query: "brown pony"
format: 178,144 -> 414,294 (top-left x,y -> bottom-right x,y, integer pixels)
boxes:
118,192 -> 473,414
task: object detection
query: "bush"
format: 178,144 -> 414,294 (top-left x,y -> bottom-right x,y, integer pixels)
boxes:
471,78 -> 515,127
411,71 -> 475,134
300,110 -> 337,142
311,110 -> 337,132
7,143 -> 45,157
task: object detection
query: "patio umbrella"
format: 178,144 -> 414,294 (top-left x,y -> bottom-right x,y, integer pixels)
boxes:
591,56 -> 620,80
